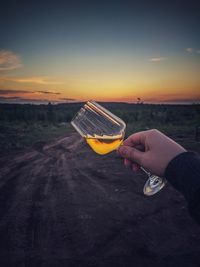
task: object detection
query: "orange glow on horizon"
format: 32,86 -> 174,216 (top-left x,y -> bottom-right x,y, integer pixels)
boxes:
0,67 -> 200,103
1,86 -> 200,104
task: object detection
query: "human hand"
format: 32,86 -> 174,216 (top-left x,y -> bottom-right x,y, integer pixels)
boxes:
117,129 -> 186,177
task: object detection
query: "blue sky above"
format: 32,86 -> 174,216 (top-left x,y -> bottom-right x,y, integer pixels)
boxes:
0,0 -> 200,103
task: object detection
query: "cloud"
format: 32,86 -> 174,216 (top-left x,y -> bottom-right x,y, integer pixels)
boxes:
185,47 -> 200,54
9,76 -> 63,85
0,89 -> 61,96
186,47 -> 193,53
0,96 -> 51,104
0,96 -> 69,104
59,98 -> 77,101
37,90 -> 61,95
149,57 -> 167,62
0,96 -> 21,100
0,89 -> 32,95
0,50 -> 22,71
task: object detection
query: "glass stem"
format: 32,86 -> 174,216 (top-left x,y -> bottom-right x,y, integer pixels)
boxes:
140,166 -> 151,177
140,167 -> 160,187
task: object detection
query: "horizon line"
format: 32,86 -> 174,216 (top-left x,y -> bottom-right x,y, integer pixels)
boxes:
0,100 -> 199,106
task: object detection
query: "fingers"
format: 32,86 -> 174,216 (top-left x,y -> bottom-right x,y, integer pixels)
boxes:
123,159 -> 140,172
124,158 -> 132,167
123,131 -> 147,147
118,145 -> 143,165
132,163 -> 140,172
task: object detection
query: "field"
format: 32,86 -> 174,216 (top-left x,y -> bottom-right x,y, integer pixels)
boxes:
0,102 -> 200,152
0,103 -> 200,267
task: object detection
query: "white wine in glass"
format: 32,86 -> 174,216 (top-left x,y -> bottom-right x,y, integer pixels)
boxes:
71,100 -> 166,196
85,134 -> 124,155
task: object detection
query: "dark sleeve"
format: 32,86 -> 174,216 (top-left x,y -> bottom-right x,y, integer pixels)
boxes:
165,152 -> 200,224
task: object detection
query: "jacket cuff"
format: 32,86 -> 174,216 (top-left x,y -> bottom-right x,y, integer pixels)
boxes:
165,151 -> 200,202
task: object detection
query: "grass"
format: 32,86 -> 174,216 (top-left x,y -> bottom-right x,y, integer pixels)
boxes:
0,103 -> 200,153
1,120 -> 199,153
0,121 -> 72,151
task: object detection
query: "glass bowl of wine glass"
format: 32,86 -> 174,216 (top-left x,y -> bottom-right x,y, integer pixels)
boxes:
71,100 -> 126,155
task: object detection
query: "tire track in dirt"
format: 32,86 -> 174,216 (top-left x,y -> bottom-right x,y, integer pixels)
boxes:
0,133 -> 200,267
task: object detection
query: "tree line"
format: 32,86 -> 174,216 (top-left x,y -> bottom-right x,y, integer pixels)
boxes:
0,102 -> 199,126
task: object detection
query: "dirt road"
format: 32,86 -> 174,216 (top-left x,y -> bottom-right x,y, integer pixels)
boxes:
0,133 -> 200,267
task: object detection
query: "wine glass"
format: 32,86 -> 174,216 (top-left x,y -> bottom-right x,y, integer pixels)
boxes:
71,100 -> 166,196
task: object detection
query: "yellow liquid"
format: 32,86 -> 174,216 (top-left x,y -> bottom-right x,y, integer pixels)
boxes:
85,134 -> 123,155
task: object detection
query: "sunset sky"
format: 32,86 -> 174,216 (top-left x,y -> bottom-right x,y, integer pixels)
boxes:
0,0 -> 200,104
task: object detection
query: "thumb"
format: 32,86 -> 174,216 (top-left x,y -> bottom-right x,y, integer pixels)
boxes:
118,145 -> 144,165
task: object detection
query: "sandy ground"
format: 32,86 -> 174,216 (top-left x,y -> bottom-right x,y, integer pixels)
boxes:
0,133 -> 200,267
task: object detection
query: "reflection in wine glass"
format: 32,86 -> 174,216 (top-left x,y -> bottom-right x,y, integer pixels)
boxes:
71,100 -> 166,196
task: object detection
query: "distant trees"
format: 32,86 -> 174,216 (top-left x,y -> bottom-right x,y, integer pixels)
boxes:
0,103 -> 199,128
0,103 -> 82,124
47,102 -> 54,122
136,97 -> 143,104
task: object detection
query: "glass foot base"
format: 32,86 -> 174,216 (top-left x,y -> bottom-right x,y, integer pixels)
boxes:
143,175 -> 166,196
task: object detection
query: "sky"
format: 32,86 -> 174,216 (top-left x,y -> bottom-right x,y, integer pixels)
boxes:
0,0 -> 200,104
